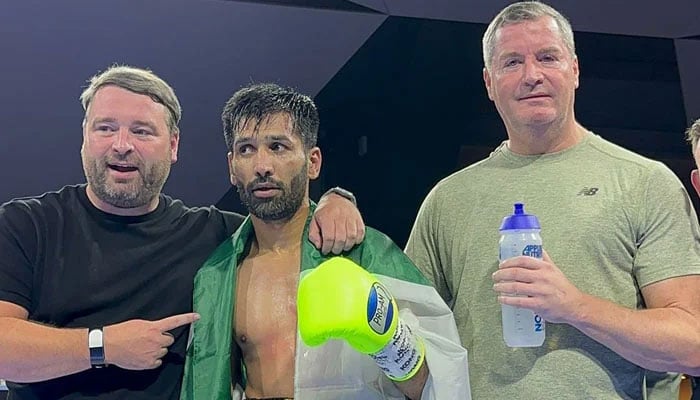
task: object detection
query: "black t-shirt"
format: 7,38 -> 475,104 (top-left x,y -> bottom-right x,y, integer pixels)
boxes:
0,185 -> 243,399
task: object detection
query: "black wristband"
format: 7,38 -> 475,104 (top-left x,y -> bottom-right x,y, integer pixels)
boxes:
88,327 -> 106,368
322,187 -> 357,206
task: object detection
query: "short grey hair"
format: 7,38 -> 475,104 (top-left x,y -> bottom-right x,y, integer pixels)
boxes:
687,118 -> 700,151
80,65 -> 182,134
482,1 -> 576,70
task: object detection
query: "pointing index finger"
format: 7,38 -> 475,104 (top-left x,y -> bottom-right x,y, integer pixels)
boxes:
154,312 -> 200,332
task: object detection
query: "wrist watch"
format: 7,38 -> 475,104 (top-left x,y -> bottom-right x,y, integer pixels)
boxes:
323,187 -> 357,206
88,327 -> 106,368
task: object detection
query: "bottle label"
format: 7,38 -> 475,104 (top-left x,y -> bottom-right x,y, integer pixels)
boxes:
522,244 -> 542,258
534,314 -> 544,332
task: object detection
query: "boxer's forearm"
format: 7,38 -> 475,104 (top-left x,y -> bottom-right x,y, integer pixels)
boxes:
395,362 -> 429,400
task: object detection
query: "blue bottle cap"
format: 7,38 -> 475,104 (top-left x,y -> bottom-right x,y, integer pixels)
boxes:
499,203 -> 540,231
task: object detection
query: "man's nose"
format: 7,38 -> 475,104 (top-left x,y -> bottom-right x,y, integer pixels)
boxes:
253,151 -> 274,177
112,128 -> 134,154
522,59 -> 544,87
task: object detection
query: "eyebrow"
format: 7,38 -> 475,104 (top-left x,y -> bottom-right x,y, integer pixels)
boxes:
536,47 -> 563,55
498,51 -> 523,61
90,117 -> 117,127
498,47 -> 564,60
90,117 -> 157,131
234,134 -> 294,145
131,120 -> 158,131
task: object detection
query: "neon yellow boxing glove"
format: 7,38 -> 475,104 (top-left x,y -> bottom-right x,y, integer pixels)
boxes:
297,257 -> 425,381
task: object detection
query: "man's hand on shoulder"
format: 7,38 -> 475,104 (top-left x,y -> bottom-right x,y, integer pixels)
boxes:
309,188 -> 365,254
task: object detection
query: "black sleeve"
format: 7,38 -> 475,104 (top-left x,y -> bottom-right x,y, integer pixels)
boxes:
219,210 -> 245,236
0,202 -> 36,312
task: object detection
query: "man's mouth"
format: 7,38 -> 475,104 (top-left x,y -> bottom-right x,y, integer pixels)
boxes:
251,183 -> 281,197
519,94 -> 550,100
108,164 -> 138,173
252,182 -> 280,190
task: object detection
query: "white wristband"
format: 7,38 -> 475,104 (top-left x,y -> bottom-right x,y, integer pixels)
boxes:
369,318 -> 424,381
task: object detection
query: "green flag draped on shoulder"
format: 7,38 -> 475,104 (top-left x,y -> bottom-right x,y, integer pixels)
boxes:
181,206 -> 471,400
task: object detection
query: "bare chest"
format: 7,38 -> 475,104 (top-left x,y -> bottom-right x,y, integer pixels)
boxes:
234,252 -> 300,352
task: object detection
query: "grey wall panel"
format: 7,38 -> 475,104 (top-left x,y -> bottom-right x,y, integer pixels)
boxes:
0,0 -> 385,205
676,39 -> 700,123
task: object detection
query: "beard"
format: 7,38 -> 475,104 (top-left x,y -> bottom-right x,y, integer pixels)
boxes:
237,164 -> 307,222
81,151 -> 171,209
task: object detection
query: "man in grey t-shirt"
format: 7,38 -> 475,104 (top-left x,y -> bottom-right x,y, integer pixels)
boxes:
406,2 -> 700,399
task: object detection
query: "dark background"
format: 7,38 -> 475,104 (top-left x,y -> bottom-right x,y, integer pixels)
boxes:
2,0 -> 700,249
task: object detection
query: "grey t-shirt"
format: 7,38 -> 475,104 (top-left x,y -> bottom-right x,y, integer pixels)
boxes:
406,132 -> 700,399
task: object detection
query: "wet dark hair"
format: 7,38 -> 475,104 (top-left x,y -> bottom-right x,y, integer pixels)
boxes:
222,83 -> 319,151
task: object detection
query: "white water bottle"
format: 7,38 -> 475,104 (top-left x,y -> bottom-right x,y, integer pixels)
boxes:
499,203 -> 545,347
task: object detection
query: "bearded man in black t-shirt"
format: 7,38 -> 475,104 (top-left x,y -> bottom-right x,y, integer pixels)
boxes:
0,65 -> 364,400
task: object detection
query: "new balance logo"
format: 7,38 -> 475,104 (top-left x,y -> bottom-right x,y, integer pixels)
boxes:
577,187 -> 599,196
